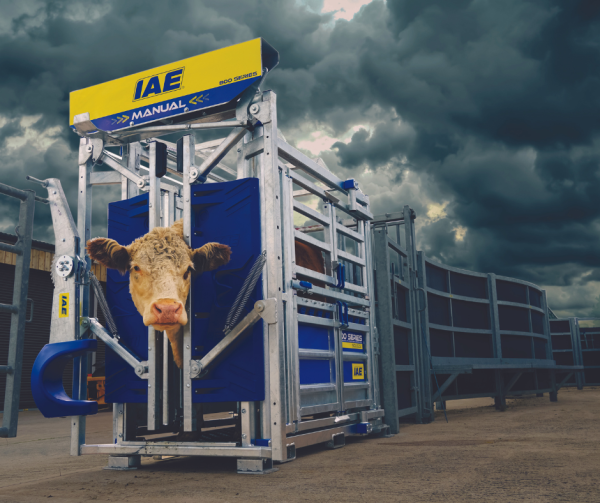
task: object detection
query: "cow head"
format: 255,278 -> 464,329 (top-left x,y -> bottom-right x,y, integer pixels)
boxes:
87,220 -> 231,368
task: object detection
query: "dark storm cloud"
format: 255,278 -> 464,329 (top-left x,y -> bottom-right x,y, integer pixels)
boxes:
0,0 -> 598,314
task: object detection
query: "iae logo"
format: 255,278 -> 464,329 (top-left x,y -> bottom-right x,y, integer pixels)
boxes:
133,68 -> 184,101
352,363 -> 364,380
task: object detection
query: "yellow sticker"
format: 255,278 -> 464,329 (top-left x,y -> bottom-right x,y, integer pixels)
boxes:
58,293 -> 69,318
352,363 -> 364,380
342,342 -> 363,350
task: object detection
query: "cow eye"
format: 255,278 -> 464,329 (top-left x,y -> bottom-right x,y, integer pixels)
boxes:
133,266 -> 140,272
183,267 -> 193,280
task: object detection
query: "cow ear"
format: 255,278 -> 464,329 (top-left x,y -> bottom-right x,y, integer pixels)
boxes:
171,220 -> 184,238
86,238 -> 130,273
192,243 -> 232,273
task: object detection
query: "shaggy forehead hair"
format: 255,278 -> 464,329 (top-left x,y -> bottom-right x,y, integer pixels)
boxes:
128,225 -> 192,270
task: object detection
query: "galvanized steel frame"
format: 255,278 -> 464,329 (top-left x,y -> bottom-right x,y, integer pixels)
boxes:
67,90 -> 385,468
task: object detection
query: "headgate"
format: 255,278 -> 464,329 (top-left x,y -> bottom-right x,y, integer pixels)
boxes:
27,38 -> 388,472
373,208 -> 584,426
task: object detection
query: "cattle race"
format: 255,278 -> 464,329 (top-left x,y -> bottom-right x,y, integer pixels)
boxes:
0,36 -> 590,486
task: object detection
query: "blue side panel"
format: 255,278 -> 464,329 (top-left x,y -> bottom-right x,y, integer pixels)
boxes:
105,193 -> 149,403
298,324 -> 335,385
191,178 -> 264,402
298,325 -> 330,351
299,360 -> 331,385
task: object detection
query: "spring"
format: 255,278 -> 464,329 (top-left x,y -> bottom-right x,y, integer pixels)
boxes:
89,271 -> 120,339
224,251 -> 267,333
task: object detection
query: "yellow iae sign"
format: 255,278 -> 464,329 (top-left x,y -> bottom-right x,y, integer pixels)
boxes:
58,293 -> 69,318
70,38 -> 278,133
352,363 -> 364,380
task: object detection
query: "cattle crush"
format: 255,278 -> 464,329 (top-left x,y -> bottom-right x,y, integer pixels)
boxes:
3,38 -> 584,473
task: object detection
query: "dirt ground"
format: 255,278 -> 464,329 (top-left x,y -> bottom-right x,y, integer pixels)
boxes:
1,387 -> 599,502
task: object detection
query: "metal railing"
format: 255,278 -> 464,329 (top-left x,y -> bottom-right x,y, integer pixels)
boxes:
0,182 -> 44,437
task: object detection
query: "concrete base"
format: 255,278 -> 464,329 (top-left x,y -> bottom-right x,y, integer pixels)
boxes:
104,455 -> 141,471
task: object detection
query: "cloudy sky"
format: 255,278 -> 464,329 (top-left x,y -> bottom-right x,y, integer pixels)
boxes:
0,0 -> 599,317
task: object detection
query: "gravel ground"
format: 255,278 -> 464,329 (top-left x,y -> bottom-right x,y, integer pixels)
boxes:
1,387 -> 599,502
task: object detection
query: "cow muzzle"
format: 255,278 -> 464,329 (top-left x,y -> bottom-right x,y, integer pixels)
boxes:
149,299 -> 185,327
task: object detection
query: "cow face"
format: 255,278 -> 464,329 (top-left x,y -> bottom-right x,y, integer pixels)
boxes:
87,220 -> 231,368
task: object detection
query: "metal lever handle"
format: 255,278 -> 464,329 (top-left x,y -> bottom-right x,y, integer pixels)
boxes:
25,175 -> 49,188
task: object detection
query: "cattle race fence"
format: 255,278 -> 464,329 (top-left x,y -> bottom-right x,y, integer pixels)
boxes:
372,208 -> 583,432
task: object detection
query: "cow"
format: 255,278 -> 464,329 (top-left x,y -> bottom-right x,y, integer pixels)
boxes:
87,222 -> 328,369
87,220 -> 231,369
294,240 -> 325,276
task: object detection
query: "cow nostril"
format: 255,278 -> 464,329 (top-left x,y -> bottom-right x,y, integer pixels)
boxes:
153,304 -> 162,314
175,304 -> 182,314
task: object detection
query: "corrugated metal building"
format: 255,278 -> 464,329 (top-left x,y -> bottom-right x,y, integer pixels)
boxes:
0,232 -> 107,411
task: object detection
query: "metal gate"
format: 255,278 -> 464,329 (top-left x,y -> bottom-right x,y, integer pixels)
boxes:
0,183 -> 37,437
372,207 -> 429,432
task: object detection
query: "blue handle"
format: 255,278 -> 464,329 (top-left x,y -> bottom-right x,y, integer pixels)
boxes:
31,340 -> 98,418
337,301 -> 349,328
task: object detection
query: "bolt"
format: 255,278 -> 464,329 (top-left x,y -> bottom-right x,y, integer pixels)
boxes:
148,384 -> 151,388
242,409 -> 246,414
130,121 -> 134,126
186,345 -> 190,349
242,433 -> 247,439
119,433 -> 123,438
62,238 -> 65,242
53,191 -> 56,195
186,384 -> 190,388
184,107 -> 189,112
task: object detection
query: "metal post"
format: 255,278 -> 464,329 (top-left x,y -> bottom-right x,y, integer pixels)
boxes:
542,291 -> 558,402
571,318 -> 584,389
182,134 -> 196,432
71,139 -> 93,455
147,141 -> 163,430
373,228 -> 399,434
415,251 -> 433,422
281,171 -> 299,428
488,273 -> 506,411
259,91 -> 286,462
0,189 -> 35,438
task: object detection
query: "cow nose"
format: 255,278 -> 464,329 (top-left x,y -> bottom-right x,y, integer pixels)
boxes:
151,301 -> 183,324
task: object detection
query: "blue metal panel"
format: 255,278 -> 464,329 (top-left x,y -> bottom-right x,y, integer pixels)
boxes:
299,360 -> 332,385
190,178 -> 264,402
105,193 -> 149,403
31,339 -> 98,418
298,325 -> 330,351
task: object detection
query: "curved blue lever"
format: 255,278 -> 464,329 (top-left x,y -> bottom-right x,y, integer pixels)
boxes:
31,340 -> 98,418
